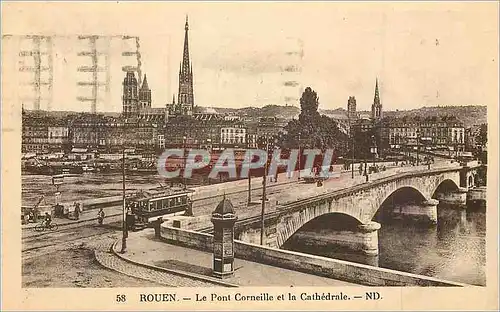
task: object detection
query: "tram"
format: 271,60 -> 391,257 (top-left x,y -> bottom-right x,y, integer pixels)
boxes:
126,186 -> 194,231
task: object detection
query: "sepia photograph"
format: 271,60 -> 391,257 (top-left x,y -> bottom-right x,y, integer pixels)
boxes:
1,1 -> 498,311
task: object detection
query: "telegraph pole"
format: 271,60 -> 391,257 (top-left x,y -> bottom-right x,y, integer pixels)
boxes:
260,163 -> 267,245
260,140 -> 270,245
247,133 -> 252,205
120,144 -> 127,253
247,174 -> 252,205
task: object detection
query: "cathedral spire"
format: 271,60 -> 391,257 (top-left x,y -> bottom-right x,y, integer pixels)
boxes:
177,15 -> 195,115
182,15 -> 190,76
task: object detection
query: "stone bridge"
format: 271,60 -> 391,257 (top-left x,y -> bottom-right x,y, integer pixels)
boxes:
234,163 -> 483,256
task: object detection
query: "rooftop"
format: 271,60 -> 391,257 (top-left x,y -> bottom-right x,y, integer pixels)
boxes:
213,197 -> 235,215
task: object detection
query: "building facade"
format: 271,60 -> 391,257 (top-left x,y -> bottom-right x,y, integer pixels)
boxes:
256,117 -> 288,140
220,125 -> 247,147
22,110 -> 69,153
69,113 -> 161,153
386,116 -> 465,151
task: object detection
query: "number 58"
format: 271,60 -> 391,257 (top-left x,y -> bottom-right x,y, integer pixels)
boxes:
116,294 -> 126,302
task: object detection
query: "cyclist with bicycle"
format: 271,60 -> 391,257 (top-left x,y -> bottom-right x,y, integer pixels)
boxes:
43,212 -> 52,228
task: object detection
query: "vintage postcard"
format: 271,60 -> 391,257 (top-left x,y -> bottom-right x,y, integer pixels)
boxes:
1,1 -> 498,311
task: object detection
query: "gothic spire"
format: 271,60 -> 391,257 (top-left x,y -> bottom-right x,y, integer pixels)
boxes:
140,74 -> 149,90
182,15 -> 190,76
374,78 -> 380,105
177,15 -> 195,114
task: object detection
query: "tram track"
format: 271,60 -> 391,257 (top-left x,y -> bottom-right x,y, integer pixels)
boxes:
22,231 -> 110,253
22,223 -> 122,253
190,178 -> 299,202
22,214 -> 122,239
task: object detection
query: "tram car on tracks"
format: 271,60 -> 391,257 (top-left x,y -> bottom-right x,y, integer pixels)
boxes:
126,186 -> 195,231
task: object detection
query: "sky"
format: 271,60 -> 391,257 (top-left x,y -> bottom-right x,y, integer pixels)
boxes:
2,2 -> 499,112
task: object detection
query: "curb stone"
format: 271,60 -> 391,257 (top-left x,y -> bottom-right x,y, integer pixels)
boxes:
110,240 -> 239,288
94,243 -> 219,287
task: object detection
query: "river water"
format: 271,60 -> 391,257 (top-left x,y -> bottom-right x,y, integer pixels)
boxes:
22,173 -> 486,286
22,172 -> 225,206
283,205 -> 486,286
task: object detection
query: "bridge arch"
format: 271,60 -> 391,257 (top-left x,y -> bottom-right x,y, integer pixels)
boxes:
357,182 -> 432,224
288,212 -> 362,234
280,212 -> 376,256
374,186 -> 429,221
275,200 -> 365,247
431,178 -> 460,199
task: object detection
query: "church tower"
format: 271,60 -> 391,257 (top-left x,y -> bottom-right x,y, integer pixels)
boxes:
347,96 -> 357,121
138,74 -> 152,110
371,78 -> 382,120
122,71 -> 139,117
177,15 -> 195,116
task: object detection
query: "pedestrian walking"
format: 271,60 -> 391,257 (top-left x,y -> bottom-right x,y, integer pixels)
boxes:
73,202 -> 80,220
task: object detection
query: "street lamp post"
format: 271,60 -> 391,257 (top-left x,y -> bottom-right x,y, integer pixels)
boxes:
416,129 -> 420,166
183,135 -> 187,189
364,158 -> 368,182
370,135 -> 378,178
371,135 -> 377,168
297,131 -> 301,180
363,135 -> 368,182
351,129 -> 355,179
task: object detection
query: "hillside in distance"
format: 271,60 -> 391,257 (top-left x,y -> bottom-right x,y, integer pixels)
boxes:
203,104 -> 486,127
200,105 -> 300,119
321,105 -> 487,127
385,105 -> 487,127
